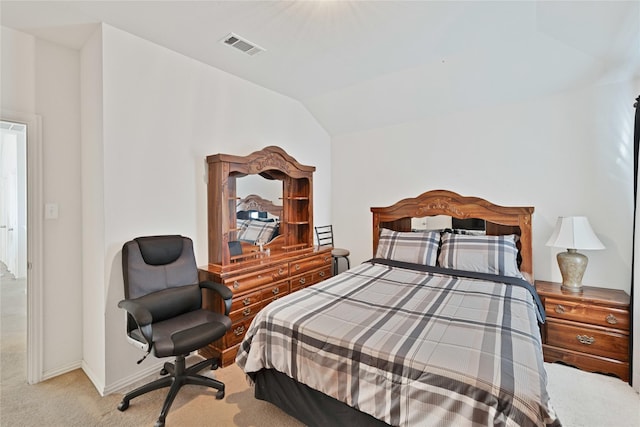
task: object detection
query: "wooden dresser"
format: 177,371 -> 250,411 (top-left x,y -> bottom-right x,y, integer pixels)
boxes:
200,146 -> 334,366
199,247 -> 332,367
535,280 -> 630,382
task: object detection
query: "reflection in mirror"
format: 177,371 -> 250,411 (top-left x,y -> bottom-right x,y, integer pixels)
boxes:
411,215 -> 486,232
234,175 -> 283,248
411,215 -> 452,231
236,175 -> 281,207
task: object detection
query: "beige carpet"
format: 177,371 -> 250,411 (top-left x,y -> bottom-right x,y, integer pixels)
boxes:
1,360 -> 303,427
2,273 -> 639,426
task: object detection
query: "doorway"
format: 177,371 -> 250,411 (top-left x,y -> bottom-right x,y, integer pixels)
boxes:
0,120 -> 28,382
0,120 -> 27,279
0,112 -> 43,385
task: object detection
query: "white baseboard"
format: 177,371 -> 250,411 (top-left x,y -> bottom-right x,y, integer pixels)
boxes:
41,360 -> 82,382
102,360 -> 165,396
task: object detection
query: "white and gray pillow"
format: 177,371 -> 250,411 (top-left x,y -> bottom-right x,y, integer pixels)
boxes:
438,232 -> 522,277
376,228 -> 440,266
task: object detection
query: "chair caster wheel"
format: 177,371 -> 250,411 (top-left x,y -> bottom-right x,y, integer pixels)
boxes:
215,389 -> 225,400
160,368 -> 168,375
211,361 -> 219,370
117,400 -> 129,411
154,419 -> 165,427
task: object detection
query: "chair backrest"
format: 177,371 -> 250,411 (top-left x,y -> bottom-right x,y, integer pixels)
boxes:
122,235 -> 201,327
315,225 -> 335,247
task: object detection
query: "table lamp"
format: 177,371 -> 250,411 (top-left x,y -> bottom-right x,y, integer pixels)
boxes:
545,216 -> 605,293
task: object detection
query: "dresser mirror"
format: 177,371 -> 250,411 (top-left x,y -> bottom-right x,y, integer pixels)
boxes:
206,146 -> 315,267
236,175 -> 281,208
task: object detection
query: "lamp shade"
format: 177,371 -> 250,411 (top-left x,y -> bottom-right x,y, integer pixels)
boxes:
545,216 -> 605,250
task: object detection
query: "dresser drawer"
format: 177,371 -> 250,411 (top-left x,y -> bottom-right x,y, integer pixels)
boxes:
312,266 -> 332,284
230,288 -> 262,313
261,281 -> 289,305
289,253 -> 332,275
229,300 -> 262,324
290,271 -> 315,291
545,297 -> 629,330
546,319 -> 629,362
224,263 -> 288,293
225,317 -> 255,347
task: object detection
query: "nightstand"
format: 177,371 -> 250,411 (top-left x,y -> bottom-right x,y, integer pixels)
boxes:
535,280 -> 630,382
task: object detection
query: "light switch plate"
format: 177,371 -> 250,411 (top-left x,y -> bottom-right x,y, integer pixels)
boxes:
45,203 -> 58,219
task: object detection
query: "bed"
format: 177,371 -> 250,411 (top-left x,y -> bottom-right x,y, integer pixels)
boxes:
236,190 -> 561,427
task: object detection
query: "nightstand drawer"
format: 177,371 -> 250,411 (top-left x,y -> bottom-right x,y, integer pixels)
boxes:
546,319 -> 629,361
544,297 -> 629,330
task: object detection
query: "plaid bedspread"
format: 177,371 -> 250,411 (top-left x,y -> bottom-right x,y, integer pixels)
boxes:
236,261 -> 560,427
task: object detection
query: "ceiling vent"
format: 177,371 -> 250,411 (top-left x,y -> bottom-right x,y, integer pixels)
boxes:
221,33 -> 265,56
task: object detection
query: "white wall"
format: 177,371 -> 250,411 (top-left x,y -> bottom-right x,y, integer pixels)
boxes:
80,27 -> 106,391
1,26 -> 84,378
36,37 -> 83,376
332,79 -> 639,293
92,25 -> 331,392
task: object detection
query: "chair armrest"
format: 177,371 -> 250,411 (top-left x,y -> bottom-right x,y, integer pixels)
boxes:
118,299 -> 153,326
200,280 -> 233,316
117,299 -> 154,355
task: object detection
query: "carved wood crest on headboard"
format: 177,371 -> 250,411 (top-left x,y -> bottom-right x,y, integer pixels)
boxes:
370,190 -> 535,281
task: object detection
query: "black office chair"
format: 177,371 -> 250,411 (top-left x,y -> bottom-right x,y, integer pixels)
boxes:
315,225 -> 350,275
117,235 -> 232,427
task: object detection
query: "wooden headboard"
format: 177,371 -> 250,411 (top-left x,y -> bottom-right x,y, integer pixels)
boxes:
236,194 -> 283,218
370,190 -> 535,281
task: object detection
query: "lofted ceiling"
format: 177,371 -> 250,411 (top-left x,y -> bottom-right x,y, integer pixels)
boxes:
2,1 -> 639,136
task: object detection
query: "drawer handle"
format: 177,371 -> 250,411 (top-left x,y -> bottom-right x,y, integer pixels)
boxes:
324,256 -> 331,262
234,326 -> 245,336
233,281 -> 240,290
554,305 -> 566,314
606,314 -> 618,325
319,271 -> 325,277
242,297 -> 251,306
242,308 -> 251,316
299,277 -> 306,285
295,264 -> 300,271
576,335 -> 595,345
272,288 -> 280,295
278,268 -> 284,275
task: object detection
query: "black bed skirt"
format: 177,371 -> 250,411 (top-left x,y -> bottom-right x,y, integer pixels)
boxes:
253,369 -> 391,427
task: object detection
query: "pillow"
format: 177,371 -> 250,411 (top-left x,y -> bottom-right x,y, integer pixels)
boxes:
237,219 -> 278,244
438,232 -> 522,277
375,228 -> 440,266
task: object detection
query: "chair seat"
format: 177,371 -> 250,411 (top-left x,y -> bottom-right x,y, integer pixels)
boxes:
131,309 -> 231,358
331,248 -> 350,257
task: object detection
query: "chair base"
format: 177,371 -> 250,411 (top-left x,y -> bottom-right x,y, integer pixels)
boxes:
117,355 -> 224,427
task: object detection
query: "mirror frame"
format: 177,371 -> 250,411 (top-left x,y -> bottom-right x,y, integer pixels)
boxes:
206,146 -> 315,267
